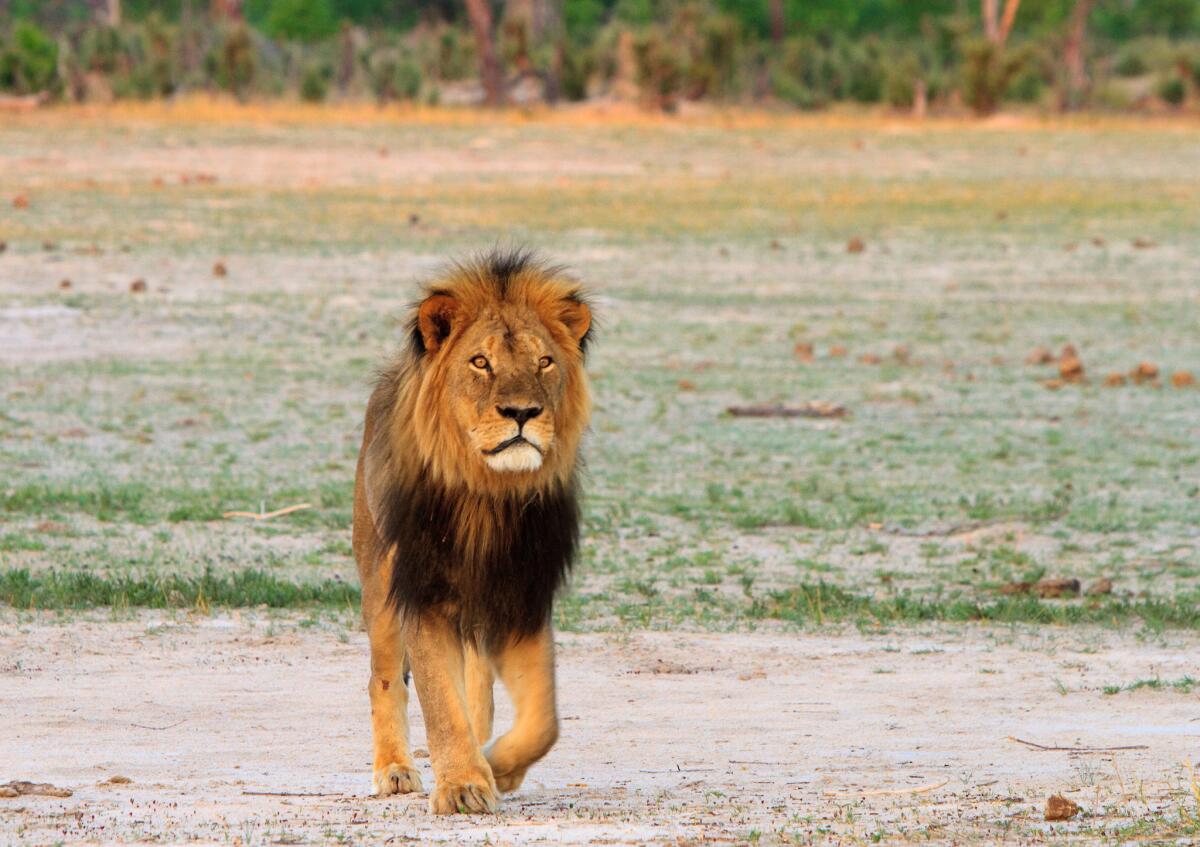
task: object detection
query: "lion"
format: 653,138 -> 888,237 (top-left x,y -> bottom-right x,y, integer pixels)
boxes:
352,249 -> 593,815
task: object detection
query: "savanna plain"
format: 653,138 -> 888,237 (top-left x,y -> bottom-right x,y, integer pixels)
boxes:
1,104 -> 1198,844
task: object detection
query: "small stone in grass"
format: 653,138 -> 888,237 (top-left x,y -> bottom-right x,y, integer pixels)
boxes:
1086,578 -> 1113,596
1131,237 -> 1156,249
676,379 -> 696,391
58,278 -> 71,290
1131,361 -> 1158,384
1171,370 -> 1196,388
1043,378 -> 1064,390
1059,356 -> 1084,382
828,345 -> 848,358
12,193 -> 29,209
1034,577 -> 1081,598
846,237 -> 865,254
105,775 -> 133,784
793,342 -> 814,362
1104,372 -> 1125,387
130,279 -> 147,293
1045,794 -> 1080,821
1026,347 -> 1054,365
212,261 -> 227,277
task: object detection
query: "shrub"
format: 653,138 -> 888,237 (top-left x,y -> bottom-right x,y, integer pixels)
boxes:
267,0 -> 338,44
961,38 -> 1029,115
299,62 -> 328,100
560,41 -> 595,102
0,21 -> 60,95
883,51 -> 921,108
1158,74 -> 1186,105
633,27 -> 685,110
366,48 -> 422,102
213,25 -> 257,99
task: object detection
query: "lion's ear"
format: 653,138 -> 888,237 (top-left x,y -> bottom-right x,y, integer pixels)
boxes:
558,297 -> 591,348
417,294 -> 460,354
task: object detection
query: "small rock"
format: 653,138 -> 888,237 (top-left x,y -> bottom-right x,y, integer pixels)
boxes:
676,379 -> 696,391
1045,794 -> 1080,821
1043,378 -> 1064,390
1131,238 -> 1156,249
130,279 -> 147,293
1131,362 -> 1158,384
408,213 -> 420,226
1091,236 -> 1105,246
58,278 -> 72,290
412,748 -> 429,759
1060,344 -> 1078,360
793,342 -> 814,363
858,353 -> 881,365
995,210 -> 1008,221
828,345 -> 848,358
717,246 -> 729,257
1171,370 -> 1196,388
1085,578 -> 1113,596
769,239 -> 782,251
892,345 -> 911,364
104,775 -> 132,784
1000,582 -> 1032,595
1034,577 -> 1081,598
0,240 -> 6,253
1059,356 -> 1084,383
12,193 -> 29,209
846,237 -> 865,254
1026,347 -> 1054,365
212,261 -> 227,277
1103,372 -> 1125,387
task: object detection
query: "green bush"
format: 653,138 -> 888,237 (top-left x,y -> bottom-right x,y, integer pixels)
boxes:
961,38 -> 1029,115
213,25 -> 257,99
883,51 -> 920,108
0,21 -> 60,95
267,0 -> 338,43
633,28 -> 686,109
300,62 -> 329,100
1158,74 -> 1186,105
367,48 -> 422,102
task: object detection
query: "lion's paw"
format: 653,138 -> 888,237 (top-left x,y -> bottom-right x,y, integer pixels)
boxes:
373,763 -> 424,797
492,768 -> 528,794
429,777 -> 499,815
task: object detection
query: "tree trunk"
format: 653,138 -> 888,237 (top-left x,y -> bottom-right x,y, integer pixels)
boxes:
467,0 -> 504,106
982,0 -> 999,43
106,0 -> 121,26
211,0 -> 243,21
769,0 -> 786,44
1061,0 -> 1093,110
997,0 -> 1021,48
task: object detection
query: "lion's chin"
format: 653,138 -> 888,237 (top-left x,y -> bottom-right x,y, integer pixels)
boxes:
483,443 -> 544,473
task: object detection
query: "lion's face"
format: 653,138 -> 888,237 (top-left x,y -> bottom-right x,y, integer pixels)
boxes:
410,275 -> 591,489
445,307 -> 568,474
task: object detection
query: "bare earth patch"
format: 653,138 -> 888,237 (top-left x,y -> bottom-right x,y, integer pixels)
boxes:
1,615 -> 1196,844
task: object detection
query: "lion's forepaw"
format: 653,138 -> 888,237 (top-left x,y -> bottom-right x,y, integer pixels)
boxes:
429,776 -> 499,814
492,767 -> 528,794
373,763 -> 424,797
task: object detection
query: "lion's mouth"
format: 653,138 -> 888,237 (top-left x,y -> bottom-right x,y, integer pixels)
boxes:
482,435 -> 542,456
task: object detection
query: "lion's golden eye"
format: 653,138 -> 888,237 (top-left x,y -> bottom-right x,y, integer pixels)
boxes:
538,356 -> 554,369
470,355 -> 489,370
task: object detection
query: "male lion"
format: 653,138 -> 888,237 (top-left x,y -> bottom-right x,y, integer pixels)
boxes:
352,249 -> 592,814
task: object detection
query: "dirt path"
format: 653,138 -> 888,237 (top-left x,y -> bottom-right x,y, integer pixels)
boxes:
1,617 -> 1197,844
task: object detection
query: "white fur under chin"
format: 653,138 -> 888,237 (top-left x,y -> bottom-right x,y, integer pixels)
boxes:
484,444 -> 544,473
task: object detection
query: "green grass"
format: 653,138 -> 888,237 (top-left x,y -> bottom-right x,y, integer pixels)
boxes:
1102,676 -> 1198,695
0,568 -> 358,610
2,114 -> 1199,630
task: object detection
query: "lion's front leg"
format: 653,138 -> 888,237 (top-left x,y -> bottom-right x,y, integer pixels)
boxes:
485,624 -> 559,794
406,612 -> 498,814
365,602 -> 423,797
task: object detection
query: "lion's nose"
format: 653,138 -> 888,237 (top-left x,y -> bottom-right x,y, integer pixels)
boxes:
497,405 -> 543,428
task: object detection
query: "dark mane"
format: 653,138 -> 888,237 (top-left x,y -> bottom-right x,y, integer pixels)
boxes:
378,475 -> 579,648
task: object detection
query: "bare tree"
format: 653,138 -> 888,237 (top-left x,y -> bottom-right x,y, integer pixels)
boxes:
467,0 -> 505,106
211,0 -> 243,21
1061,0 -> 1094,110
769,0 -> 786,44
982,0 -> 1021,49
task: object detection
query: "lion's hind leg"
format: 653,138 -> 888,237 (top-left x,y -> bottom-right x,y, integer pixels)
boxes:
484,625 -> 559,794
366,607 -> 423,796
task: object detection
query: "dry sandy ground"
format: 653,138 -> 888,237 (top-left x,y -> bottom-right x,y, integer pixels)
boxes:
1,617 -> 1198,845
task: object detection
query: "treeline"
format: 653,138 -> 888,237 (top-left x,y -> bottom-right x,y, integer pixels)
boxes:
2,0 -> 1199,112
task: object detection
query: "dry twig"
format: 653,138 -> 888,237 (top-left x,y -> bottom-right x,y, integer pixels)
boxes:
1007,736 -> 1148,753
223,503 -> 312,521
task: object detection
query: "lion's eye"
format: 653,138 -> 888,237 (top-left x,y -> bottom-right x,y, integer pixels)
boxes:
470,355 -> 489,370
538,356 -> 554,370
